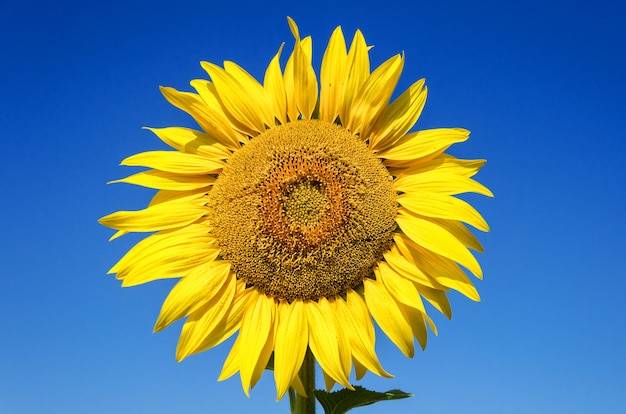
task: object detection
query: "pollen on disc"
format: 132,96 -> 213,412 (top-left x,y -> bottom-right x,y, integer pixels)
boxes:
208,120 -> 397,302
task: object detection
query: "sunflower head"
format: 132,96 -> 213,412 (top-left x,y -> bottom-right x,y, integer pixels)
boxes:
100,17 -> 492,399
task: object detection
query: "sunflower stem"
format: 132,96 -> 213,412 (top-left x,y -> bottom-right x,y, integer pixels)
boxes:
292,348 -> 316,414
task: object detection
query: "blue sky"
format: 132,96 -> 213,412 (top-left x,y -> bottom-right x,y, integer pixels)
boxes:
1,0 -> 625,413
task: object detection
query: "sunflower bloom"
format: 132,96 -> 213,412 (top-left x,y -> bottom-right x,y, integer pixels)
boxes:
100,18 -> 491,399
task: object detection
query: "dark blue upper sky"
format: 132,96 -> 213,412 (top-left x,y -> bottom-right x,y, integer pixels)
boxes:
1,1 -> 625,413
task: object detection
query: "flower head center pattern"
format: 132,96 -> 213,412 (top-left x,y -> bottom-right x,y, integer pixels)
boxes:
209,120 -> 397,302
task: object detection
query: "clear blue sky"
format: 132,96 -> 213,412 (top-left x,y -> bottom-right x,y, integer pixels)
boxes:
1,0 -> 625,413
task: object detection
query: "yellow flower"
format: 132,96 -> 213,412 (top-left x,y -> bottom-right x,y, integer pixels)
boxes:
100,18 -> 491,399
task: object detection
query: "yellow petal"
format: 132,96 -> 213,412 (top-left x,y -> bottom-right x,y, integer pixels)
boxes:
378,128 -> 469,162
368,80 -> 427,151
306,298 -> 352,389
190,79 -> 248,146
274,300 -> 308,399
250,326 -> 275,392
430,217 -> 484,252
345,289 -> 374,343
391,154 -> 487,178
108,169 -> 215,191
148,187 -> 210,207
419,285 -> 452,319
99,202 -> 207,233
110,224 -> 218,286
238,290 -> 275,396
393,168 -> 493,198
363,278 -> 414,358
108,230 -> 127,241
329,298 -> 357,382
334,294 -> 392,378
397,192 -> 489,232
176,274 -> 236,360
375,262 -> 426,311
383,244 -> 443,289
159,86 -> 241,149
143,126 -> 233,158
322,369 -> 337,392
290,373 -> 307,397
319,26 -> 347,123
395,233 -> 480,301
338,30 -> 370,125
375,262 -> 431,349
201,62 -> 267,135
154,261 -> 232,332
286,17 -> 318,120
193,282 -> 253,354
397,301 -> 428,350
219,334 -> 241,381
263,44 -> 287,125
353,358 -> 367,381
224,60 -> 276,128
346,54 -> 404,135
377,259 -> 437,333
121,150 -> 224,175
396,209 -> 482,278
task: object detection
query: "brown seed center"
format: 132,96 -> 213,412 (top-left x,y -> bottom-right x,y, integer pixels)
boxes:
209,120 -> 397,301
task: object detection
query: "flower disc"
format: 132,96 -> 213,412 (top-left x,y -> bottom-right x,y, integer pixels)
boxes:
209,120 -> 397,302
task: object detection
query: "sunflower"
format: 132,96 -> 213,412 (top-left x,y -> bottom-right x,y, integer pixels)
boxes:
100,18 -> 491,399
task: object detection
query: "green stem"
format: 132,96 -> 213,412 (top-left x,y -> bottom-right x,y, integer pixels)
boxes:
290,348 -> 316,414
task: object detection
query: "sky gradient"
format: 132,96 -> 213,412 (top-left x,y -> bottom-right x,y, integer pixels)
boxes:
1,0 -> 625,413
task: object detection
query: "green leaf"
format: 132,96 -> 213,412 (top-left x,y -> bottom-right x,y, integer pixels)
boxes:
314,386 -> 412,414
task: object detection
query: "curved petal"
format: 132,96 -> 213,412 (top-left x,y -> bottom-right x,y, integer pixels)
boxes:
346,54 -> 404,135
379,128 -> 469,163
193,281 -> 254,354
285,17 -> 318,120
148,187 -> 210,207
143,126 -> 233,158
396,209 -> 483,278
189,79 -> 249,146
109,224 -> 218,286
218,333 -> 241,381
176,274 -> 236,360
368,79 -> 427,151
154,261 -> 232,332
322,369 -> 336,392
394,233 -> 480,301
159,86 -> 241,149
419,285 -> 452,319
429,217 -> 484,252
121,150 -> 224,175
264,44 -> 287,125
383,244 -> 443,289
319,26 -> 347,123
274,300 -> 308,399
201,62 -> 267,135
363,278 -> 414,357
99,202 -> 206,233
334,294 -> 392,378
397,301 -> 428,350
393,168 -> 492,197
338,30 -> 370,125
397,192 -> 489,232
237,291 -> 276,396
306,298 -> 352,389
108,169 -> 215,191
375,262 -> 426,311
224,60 -> 276,128
391,154 -> 487,178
